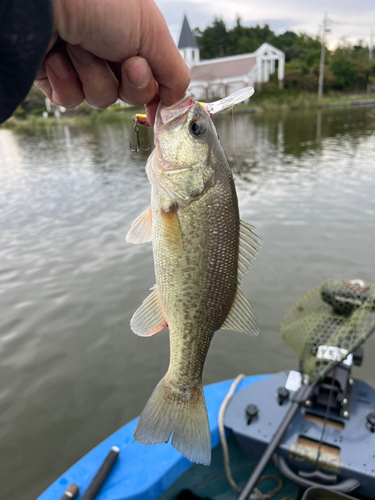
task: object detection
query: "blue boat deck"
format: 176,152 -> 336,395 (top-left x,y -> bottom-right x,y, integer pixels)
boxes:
158,434 -> 299,500
38,375 -> 299,500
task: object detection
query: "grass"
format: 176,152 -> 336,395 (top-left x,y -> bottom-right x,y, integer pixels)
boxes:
1,106 -> 144,131
233,91 -> 375,115
2,92 -> 375,130
236,92 -> 319,114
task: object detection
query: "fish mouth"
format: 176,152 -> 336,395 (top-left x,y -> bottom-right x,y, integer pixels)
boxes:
157,92 -> 196,130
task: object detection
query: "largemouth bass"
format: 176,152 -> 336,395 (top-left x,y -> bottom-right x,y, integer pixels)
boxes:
126,92 -> 259,466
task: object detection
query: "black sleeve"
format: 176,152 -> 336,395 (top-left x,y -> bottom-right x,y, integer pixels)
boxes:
0,0 -> 53,123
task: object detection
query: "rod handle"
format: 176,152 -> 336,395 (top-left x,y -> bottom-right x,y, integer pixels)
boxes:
59,484 -> 79,500
81,446 -> 120,500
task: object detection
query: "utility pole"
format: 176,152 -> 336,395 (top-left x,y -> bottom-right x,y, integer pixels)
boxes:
369,29 -> 374,94
318,12 -> 328,99
370,29 -> 373,61
340,35 -> 347,55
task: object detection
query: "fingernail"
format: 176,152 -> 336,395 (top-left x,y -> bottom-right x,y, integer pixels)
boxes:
48,53 -> 70,80
69,44 -> 95,65
125,59 -> 151,89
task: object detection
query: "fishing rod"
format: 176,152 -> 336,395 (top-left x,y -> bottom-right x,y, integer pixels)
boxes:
236,322 -> 375,500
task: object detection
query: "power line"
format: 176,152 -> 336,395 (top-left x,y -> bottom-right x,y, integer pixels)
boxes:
328,20 -> 374,27
323,16 -> 375,50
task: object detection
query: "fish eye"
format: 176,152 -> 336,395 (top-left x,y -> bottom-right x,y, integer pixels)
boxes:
190,120 -> 206,137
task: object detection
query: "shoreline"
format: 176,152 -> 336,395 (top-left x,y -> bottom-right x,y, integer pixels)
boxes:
2,94 -> 375,130
233,97 -> 375,115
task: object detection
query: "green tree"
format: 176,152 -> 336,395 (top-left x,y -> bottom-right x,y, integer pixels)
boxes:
229,18 -> 275,54
272,30 -> 298,61
330,54 -> 357,90
193,18 -> 230,59
21,86 -> 46,113
292,33 -> 321,51
195,17 -> 277,59
194,16 -> 375,95
273,30 -> 297,49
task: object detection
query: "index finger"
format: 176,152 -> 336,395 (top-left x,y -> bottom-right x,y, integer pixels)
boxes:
138,4 -> 190,106
53,0 -> 190,106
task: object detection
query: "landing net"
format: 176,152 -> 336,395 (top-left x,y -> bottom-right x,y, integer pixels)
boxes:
280,279 -> 375,381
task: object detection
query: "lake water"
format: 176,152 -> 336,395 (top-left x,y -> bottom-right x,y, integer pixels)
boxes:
1,105 -> 375,499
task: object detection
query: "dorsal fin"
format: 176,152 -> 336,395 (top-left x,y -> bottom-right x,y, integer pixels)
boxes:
238,220 -> 260,282
126,206 -> 152,244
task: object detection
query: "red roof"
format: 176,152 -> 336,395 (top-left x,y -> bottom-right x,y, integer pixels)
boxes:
190,56 -> 256,81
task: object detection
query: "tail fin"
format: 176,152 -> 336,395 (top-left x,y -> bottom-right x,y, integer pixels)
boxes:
134,376 -> 211,465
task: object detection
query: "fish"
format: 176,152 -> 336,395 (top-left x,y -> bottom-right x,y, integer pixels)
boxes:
126,91 -> 260,466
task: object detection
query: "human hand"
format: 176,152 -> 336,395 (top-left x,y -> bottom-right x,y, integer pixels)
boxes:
34,0 -> 190,126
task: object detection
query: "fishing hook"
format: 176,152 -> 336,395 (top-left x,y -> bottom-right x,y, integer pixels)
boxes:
130,115 -> 150,153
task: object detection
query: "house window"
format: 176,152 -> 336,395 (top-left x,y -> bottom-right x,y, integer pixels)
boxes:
192,50 -> 195,61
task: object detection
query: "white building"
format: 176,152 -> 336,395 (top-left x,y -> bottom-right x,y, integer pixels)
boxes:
178,16 -> 285,101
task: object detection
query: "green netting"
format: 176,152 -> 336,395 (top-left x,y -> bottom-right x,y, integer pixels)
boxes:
280,279 -> 375,381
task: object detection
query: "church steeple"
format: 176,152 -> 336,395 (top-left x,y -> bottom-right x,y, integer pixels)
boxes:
178,15 -> 200,67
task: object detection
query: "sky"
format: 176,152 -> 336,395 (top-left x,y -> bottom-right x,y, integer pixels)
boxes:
155,0 -> 375,50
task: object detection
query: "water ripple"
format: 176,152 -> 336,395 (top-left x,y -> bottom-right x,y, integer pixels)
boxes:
0,107 -> 375,498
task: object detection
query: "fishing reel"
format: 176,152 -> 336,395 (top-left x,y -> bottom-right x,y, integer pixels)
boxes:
304,352 -> 358,419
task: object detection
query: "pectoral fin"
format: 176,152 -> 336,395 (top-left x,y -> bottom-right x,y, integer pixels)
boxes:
220,288 -> 259,336
130,286 -> 167,336
126,206 -> 152,244
238,220 -> 260,282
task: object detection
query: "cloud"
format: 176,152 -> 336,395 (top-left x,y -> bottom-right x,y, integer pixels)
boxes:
155,0 -> 375,49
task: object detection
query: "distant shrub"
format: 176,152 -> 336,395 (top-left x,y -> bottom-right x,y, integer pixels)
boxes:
331,55 -> 356,90
21,86 -> 46,112
13,105 -> 27,119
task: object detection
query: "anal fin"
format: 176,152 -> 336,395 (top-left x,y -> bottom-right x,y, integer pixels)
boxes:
131,286 -> 167,336
126,206 -> 152,244
220,288 -> 259,336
